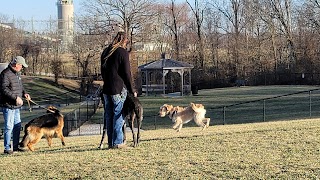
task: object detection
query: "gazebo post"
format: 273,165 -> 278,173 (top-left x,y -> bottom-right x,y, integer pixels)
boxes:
180,70 -> 184,96
162,70 -> 165,95
146,70 -> 149,96
189,69 -> 192,94
162,70 -> 169,95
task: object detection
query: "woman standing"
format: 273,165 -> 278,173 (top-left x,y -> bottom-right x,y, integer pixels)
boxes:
100,31 -> 136,149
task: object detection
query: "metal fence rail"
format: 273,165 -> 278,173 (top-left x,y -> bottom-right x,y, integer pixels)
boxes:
148,88 -> 320,129
63,89 -> 101,136
68,88 -> 320,135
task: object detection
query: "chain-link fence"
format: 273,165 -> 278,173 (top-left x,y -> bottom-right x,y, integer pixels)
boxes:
63,89 -> 101,136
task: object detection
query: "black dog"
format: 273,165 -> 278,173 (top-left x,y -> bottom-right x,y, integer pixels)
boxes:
99,93 -> 143,148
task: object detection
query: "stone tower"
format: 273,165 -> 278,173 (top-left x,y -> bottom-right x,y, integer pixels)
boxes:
57,0 -> 74,52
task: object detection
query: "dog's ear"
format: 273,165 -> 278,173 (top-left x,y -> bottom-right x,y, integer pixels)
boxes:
190,103 -> 196,110
167,105 -> 173,111
194,103 -> 204,109
47,106 -> 59,113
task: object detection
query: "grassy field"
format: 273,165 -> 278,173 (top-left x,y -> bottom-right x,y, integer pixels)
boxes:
0,118 -> 319,179
1,80 -> 320,179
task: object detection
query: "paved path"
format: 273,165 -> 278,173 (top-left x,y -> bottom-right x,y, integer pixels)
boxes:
68,122 -> 142,136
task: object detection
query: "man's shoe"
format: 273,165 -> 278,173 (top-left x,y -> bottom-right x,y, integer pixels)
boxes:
4,149 -> 13,154
112,143 -> 127,149
13,148 -> 25,152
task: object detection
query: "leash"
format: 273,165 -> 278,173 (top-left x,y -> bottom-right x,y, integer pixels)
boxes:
26,99 -> 55,113
27,99 -> 31,112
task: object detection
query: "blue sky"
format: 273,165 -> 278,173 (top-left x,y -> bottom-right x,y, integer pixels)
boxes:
0,0 -> 189,21
0,0 -> 82,20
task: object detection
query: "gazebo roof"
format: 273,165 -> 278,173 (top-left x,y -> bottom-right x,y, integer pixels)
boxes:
138,59 -> 194,70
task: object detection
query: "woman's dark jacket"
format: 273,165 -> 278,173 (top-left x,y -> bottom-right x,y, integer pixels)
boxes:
0,65 -> 26,109
100,45 -> 134,95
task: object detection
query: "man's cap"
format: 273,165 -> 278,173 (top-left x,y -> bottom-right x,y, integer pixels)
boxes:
12,56 -> 28,67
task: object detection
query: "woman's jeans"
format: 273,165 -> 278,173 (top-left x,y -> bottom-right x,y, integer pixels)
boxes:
2,108 -> 21,151
103,88 -> 127,147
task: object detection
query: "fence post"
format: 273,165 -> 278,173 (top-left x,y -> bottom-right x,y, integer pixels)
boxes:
223,106 -> 226,125
87,100 -> 89,121
309,90 -> 312,117
100,112 -> 103,135
78,107 -> 81,136
263,100 -> 266,122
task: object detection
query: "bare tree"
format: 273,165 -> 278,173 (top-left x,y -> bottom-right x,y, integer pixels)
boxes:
202,6 -> 223,77
209,0 -> 247,79
51,55 -> 63,84
18,43 -> 41,74
70,32 -> 104,95
262,0 -> 297,72
162,0 -> 189,60
186,0 -> 205,68
304,0 -> 320,31
0,15 -> 19,62
82,0 -> 154,49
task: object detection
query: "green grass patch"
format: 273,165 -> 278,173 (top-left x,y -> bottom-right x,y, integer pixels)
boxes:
103,85 -> 320,130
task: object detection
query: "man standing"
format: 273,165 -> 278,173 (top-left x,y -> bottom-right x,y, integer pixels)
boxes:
0,56 -> 31,154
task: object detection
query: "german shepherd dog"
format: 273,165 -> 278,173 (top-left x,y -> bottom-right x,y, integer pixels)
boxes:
99,93 -> 143,148
20,106 -> 66,151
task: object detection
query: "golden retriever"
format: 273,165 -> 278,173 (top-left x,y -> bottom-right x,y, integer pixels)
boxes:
159,103 -> 210,132
171,103 -> 210,132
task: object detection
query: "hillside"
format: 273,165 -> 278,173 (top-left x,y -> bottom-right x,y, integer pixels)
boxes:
22,76 -> 103,93
0,76 -> 101,125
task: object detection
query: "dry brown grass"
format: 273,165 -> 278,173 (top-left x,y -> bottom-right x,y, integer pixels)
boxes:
0,118 -> 319,179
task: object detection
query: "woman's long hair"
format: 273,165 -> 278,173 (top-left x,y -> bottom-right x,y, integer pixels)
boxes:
102,32 -> 127,67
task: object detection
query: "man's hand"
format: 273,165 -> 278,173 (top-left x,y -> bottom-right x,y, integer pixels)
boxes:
16,97 -> 23,106
24,93 -> 31,101
134,92 -> 137,97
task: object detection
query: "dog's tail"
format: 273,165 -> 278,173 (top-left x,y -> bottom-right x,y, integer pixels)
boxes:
135,104 -> 143,121
190,103 -> 205,113
20,126 -> 31,147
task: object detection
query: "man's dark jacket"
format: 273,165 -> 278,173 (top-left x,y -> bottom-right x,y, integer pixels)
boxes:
0,65 -> 26,109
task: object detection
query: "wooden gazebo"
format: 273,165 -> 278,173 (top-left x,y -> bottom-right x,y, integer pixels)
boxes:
138,58 -> 194,96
